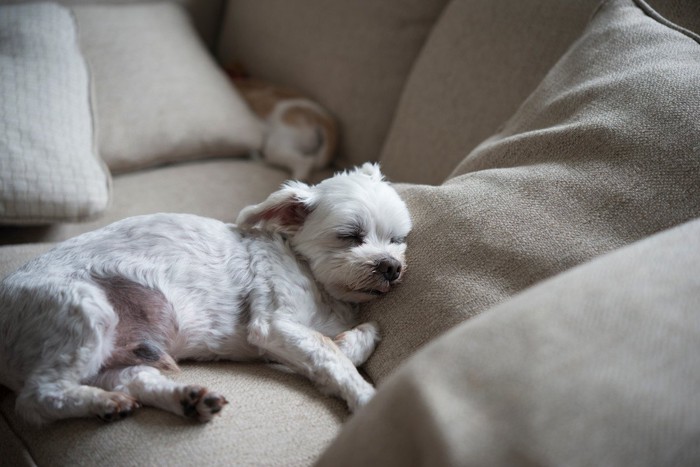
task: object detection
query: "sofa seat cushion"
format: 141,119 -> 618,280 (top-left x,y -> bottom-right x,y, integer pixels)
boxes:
0,363 -> 345,467
0,3 -> 110,225
362,0 -> 700,383
73,2 -> 263,174
0,159 -> 291,245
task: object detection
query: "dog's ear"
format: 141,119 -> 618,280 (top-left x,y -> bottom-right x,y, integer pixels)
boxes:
236,181 -> 316,234
355,162 -> 384,181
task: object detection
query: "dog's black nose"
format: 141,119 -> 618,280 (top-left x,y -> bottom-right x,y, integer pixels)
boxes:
378,258 -> 402,282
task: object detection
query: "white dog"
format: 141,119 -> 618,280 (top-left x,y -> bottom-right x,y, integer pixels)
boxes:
0,163 -> 411,425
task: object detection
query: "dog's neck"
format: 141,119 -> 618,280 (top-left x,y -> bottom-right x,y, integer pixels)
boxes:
287,235 -> 361,316
239,230 -> 359,331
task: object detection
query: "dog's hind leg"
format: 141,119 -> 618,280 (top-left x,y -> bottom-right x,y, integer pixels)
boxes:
15,377 -> 140,425
13,330 -> 140,425
8,281 -> 141,425
90,365 -> 228,422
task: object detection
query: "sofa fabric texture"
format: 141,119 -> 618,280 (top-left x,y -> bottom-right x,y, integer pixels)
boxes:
363,0 -> 700,383
319,216 -> 700,467
379,0 -> 602,185
0,2 -> 110,224
639,0 -> 700,39
73,2 -> 263,174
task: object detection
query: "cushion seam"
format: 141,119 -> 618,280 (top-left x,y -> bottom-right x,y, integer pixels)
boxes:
633,0 -> 700,43
0,409 -> 39,467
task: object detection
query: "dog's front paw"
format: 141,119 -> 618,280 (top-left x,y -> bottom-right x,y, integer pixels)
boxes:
348,386 -> 376,413
179,385 -> 229,422
356,321 -> 381,345
335,321 -> 382,367
96,392 -> 141,422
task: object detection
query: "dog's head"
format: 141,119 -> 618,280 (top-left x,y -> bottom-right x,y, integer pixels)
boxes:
236,163 -> 412,303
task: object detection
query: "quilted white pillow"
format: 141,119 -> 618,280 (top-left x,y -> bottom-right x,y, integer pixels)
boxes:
0,2 -> 111,224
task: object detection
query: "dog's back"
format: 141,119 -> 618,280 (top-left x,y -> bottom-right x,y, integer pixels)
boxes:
0,213 -> 255,423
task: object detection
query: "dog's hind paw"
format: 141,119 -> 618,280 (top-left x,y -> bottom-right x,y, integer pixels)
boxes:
179,385 -> 229,422
96,392 -> 141,422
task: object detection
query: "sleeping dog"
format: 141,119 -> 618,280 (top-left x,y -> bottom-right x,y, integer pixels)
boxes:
0,164 -> 411,425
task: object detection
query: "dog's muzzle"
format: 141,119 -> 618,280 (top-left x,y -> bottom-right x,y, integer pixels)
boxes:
352,257 -> 404,299
376,257 -> 402,283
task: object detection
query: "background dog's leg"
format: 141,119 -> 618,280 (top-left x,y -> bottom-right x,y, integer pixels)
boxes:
333,322 -> 381,367
91,365 -> 228,422
248,319 -> 375,412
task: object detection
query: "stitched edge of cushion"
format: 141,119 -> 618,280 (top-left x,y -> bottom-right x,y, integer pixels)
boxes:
70,5 -> 114,220
633,0 -> 700,43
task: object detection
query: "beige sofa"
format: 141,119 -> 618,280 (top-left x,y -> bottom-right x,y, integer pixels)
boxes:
1,0 -> 699,465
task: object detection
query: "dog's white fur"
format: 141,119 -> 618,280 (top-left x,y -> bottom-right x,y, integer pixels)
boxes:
0,164 -> 411,425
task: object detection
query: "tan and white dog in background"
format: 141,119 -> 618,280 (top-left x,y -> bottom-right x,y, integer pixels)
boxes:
0,164 -> 411,425
228,66 -> 339,181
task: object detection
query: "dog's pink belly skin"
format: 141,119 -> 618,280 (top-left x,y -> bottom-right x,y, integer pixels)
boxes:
94,276 -> 260,370
95,276 -> 180,371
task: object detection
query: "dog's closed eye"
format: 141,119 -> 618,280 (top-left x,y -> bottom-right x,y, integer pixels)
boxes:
390,236 -> 407,245
336,226 -> 365,246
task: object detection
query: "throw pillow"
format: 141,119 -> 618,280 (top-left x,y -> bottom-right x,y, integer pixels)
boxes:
320,216 -> 700,466
0,3 -> 111,225
363,0 -> 700,383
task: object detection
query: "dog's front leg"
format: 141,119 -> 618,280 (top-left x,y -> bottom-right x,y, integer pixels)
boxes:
249,319 -> 375,412
333,321 -> 381,367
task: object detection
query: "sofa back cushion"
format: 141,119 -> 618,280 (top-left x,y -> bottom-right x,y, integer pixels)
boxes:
57,0 -> 225,50
378,0 -> 601,184
362,0 -> 700,383
73,2 -> 264,175
217,0 -> 449,168
640,0 -> 700,38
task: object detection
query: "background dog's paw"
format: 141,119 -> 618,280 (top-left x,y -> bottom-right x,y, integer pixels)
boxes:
96,392 -> 141,422
179,385 -> 228,422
